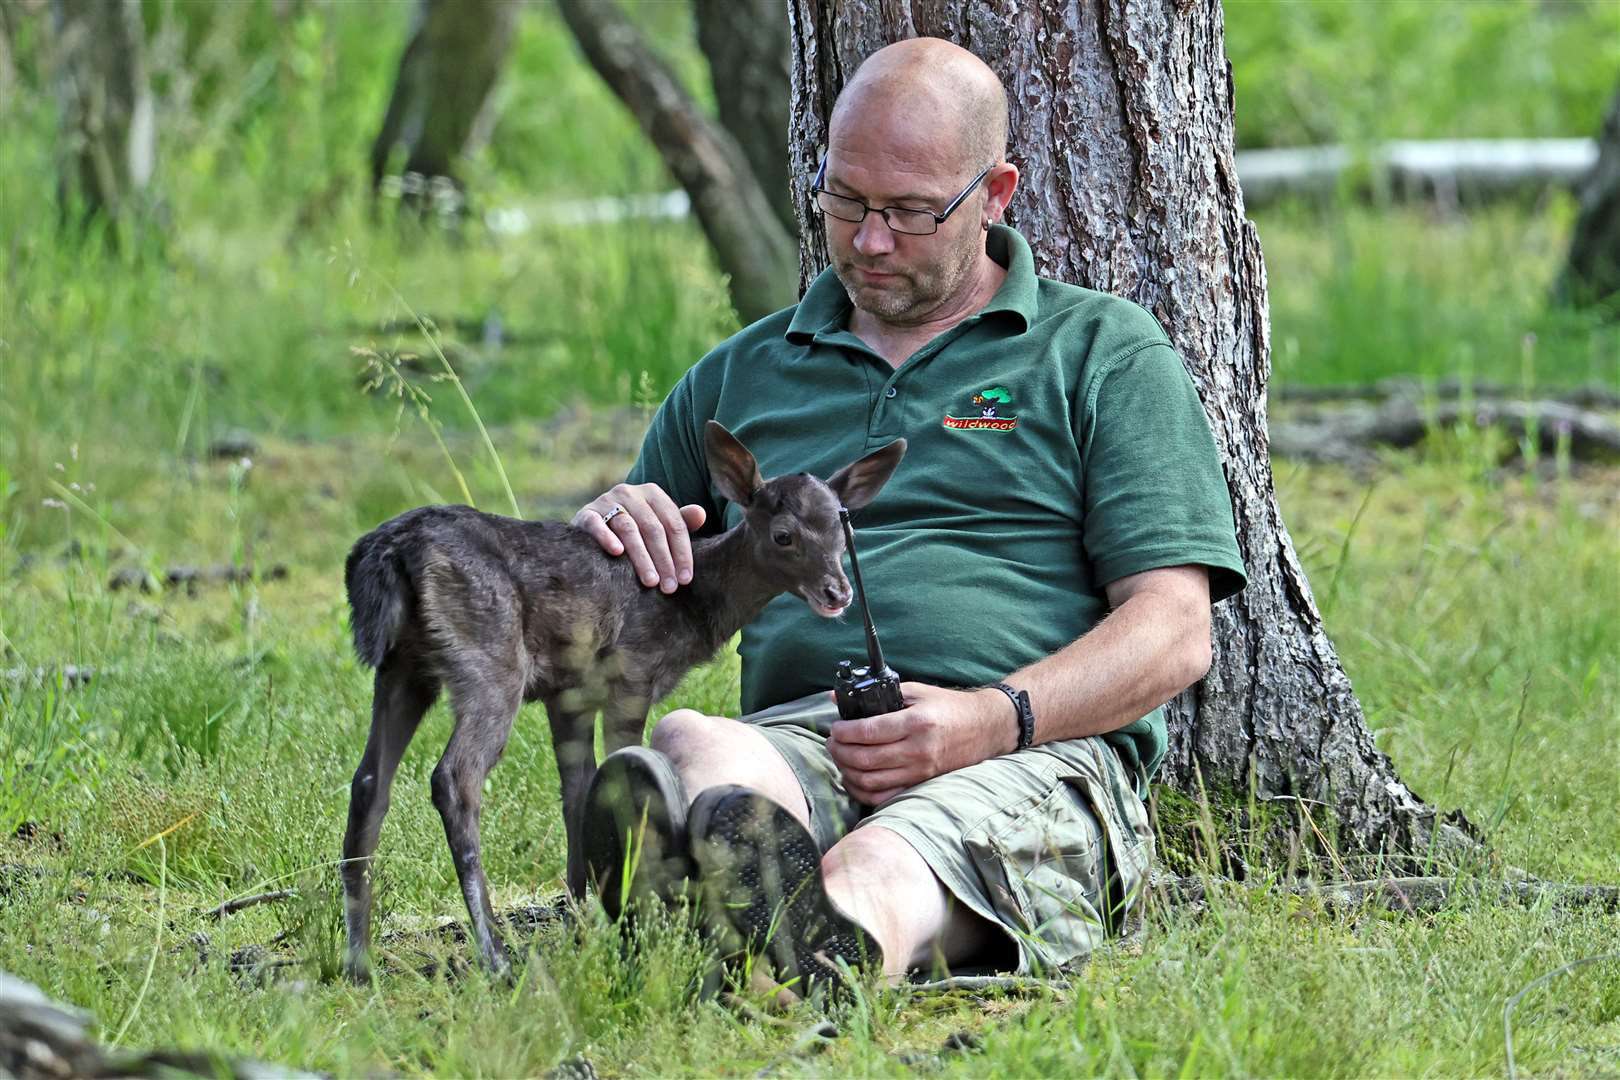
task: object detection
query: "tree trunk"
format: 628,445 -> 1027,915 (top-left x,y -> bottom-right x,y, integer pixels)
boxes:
49,0 -> 154,225
558,0 -> 797,325
0,1 -> 18,109
787,1 -> 1471,868
1557,82 -> 1620,314
370,0 -> 519,208
693,0 -> 796,237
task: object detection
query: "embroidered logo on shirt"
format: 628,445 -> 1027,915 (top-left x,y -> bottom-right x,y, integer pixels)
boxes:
943,385 -> 1019,431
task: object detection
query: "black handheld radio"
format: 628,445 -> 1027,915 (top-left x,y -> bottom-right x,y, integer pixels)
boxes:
832,507 -> 904,720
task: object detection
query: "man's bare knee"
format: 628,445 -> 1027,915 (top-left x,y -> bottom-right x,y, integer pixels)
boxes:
649,708 -> 723,761
648,709 -> 809,824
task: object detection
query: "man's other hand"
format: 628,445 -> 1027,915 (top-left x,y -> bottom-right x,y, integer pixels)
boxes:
572,483 -> 707,594
826,682 -> 1016,805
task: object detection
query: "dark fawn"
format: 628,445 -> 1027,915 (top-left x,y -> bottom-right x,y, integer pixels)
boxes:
340,420 -> 906,977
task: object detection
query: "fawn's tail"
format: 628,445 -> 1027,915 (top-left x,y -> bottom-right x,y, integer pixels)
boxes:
344,535 -> 408,669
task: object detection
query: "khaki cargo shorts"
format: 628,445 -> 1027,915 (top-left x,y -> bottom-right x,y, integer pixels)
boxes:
742,691 -> 1155,975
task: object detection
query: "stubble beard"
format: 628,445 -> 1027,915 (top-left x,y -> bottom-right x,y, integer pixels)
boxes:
834,231 -> 983,327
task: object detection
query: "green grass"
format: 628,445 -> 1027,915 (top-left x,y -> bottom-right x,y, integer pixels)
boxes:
3,1 -> 1618,1072
1258,198 -> 1619,389
0,420 -> 1616,1075
1224,0 -> 1619,149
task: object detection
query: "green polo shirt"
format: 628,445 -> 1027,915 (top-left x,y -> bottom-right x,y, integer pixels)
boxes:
627,224 -> 1245,789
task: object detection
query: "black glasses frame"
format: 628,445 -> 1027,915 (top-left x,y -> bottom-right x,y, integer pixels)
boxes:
809,156 -> 993,236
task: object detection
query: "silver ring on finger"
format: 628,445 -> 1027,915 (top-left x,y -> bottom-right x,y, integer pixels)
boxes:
598,503 -> 627,525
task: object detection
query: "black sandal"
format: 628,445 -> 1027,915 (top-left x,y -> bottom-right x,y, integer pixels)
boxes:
688,784 -> 879,996
581,747 -> 694,921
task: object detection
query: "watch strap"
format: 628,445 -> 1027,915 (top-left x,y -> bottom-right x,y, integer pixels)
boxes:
989,681 -> 1036,751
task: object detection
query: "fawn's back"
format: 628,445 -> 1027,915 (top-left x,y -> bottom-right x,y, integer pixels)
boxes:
346,504 -> 729,708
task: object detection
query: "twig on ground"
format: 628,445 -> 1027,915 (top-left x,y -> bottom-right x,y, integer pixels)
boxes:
1160,875 -> 1620,915
1269,398 -> 1620,466
199,889 -> 297,921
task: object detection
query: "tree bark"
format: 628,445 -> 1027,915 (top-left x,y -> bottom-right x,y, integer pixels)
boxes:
370,0 -> 519,206
693,0 -> 796,237
1557,82 -> 1620,314
49,0 -> 154,225
787,1 -> 1471,867
0,1 -> 18,109
557,0 -> 797,325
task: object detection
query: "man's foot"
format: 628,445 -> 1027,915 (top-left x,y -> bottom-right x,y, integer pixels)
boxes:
688,785 -> 880,997
582,747 -> 694,920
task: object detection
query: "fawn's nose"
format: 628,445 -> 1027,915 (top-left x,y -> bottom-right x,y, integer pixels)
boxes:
823,580 -> 852,609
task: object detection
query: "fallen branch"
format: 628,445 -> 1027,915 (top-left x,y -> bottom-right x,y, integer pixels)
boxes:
1275,377 -> 1620,411
0,970 -> 321,1077
1269,398 -> 1620,466
1158,874 -> 1620,915
199,889 -> 296,921
108,563 -> 289,593
0,665 -> 102,688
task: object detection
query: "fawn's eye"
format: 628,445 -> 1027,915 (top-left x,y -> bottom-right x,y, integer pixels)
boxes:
772,530 -> 793,547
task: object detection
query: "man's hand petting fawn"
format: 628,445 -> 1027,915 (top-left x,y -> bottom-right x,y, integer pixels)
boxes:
572,482 -> 707,594
826,681 -> 1018,805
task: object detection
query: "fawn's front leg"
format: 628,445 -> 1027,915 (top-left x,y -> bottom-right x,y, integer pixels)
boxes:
545,692 -> 598,899
601,685 -> 652,758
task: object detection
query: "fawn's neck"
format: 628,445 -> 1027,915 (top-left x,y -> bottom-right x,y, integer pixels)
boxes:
683,525 -> 786,644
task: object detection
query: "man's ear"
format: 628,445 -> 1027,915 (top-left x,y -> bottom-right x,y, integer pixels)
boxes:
827,438 -> 906,511
704,420 -> 764,507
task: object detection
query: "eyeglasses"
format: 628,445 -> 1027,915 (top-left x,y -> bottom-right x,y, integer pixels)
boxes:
810,157 -> 993,236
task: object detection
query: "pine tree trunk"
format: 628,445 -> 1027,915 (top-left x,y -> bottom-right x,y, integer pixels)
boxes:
786,0 -> 1471,866
50,0 -> 154,225
694,0 -> 796,237
370,0 -> 519,207
1558,83 -> 1620,314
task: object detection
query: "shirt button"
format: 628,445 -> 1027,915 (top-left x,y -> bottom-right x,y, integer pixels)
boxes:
885,386 -> 898,398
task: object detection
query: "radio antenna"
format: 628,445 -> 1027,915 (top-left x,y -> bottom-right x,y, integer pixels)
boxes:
839,508 -> 886,671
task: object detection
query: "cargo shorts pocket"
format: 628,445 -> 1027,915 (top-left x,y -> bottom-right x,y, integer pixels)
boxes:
961,743 -> 1153,974
1067,743 -> 1154,940
962,774 -> 1112,973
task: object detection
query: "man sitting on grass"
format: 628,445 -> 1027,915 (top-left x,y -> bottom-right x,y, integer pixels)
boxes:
570,37 -> 1246,994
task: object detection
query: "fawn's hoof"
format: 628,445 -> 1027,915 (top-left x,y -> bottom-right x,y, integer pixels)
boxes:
582,747 -> 694,920
343,951 -> 372,984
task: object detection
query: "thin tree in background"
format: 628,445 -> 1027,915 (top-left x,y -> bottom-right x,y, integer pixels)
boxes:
787,0 -> 1477,867
693,0 -> 795,238
557,0 -> 797,324
370,0 -> 519,211
1558,82 -> 1620,316
49,0 -> 154,229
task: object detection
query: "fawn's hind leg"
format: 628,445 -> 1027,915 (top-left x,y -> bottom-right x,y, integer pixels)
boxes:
343,660 -> 438,979
432,676 -> 524,974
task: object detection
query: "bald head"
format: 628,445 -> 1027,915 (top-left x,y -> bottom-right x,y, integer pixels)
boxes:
828,38 -> 1008,179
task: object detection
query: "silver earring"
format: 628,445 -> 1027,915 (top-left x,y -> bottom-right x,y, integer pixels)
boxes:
982,219 -> 991,231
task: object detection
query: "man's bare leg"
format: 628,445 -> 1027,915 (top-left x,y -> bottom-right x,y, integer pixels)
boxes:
651,709 -> 1001,981
650,709 -> 811,830
820,825 -> 1003,980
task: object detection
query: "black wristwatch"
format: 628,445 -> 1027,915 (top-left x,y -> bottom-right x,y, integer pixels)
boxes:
988,682 -> 1036,751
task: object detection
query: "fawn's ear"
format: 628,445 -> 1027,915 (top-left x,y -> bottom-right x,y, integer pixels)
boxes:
704,420 -> 764,507
827,438 -> 906,512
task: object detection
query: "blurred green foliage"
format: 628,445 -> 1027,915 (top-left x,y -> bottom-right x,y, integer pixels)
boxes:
0,0 -> 1613,470
0,6 -> 1616,1074
1224,0 -> 1619,148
